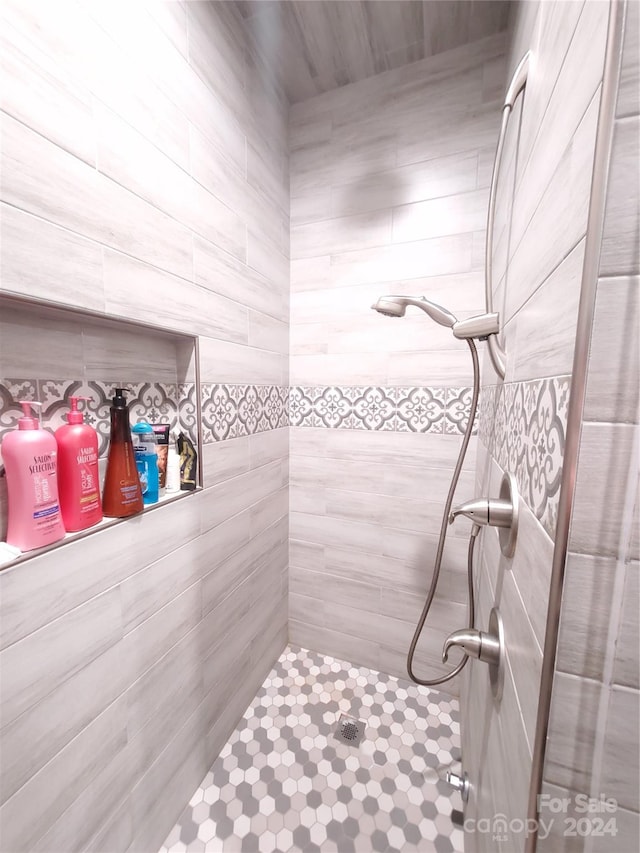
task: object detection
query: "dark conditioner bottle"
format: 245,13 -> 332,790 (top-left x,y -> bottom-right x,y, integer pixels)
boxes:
102,388 -> 143,518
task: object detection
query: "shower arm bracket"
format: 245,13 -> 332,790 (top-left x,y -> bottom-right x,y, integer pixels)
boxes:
485,51 -> 531,380
452,311 -> 499,341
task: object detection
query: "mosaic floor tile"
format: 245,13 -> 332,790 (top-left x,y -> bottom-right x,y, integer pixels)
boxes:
160,646 -> 464,853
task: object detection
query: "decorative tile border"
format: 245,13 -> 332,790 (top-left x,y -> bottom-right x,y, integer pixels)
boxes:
289,386 -> 476,435
0,380 -> 289,455
201,384 -> 289,442
2,381 -> 475,451
1,372 -> 570,536
0,379 -> 197,458
479,376 -> 571,539
177,382 -> 198,445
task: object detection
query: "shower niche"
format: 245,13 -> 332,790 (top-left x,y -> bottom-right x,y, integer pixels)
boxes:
0,292 -> 202,568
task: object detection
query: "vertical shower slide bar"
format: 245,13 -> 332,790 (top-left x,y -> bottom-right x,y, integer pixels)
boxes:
485,51 -> 531,380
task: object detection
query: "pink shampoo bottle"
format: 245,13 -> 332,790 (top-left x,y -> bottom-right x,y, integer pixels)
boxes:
2,401 -> 66,552
55,396 -> 103,532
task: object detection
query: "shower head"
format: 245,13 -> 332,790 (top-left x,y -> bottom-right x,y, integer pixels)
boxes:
371,295 -> 457,327
370,296 -> 408,318
371,294 -> 501,340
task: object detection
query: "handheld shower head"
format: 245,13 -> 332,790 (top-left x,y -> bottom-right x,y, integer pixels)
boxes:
371,296 -> 408,318
372,294 -> 501,340
371,295 -> 457,327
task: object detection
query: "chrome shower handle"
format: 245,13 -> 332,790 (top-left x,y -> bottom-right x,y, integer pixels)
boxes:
485,51 -> 531,379
442,608 -> 505,701
449,473 -> 519,558
442,628 -> 500,666
448,497 -> 513,528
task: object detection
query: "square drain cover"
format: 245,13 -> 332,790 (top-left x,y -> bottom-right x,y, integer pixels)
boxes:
333,715 -> 366,747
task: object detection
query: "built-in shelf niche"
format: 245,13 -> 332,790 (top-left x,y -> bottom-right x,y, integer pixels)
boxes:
0,293 -> 202,568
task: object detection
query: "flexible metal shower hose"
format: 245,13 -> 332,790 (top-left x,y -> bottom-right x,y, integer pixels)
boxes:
407,338 -> 481,685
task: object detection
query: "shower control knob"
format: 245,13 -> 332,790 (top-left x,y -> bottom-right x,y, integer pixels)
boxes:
442,628 -> 499,666
448,497 -> 512,528
449,473 -> 519,558
442,608 -> 505,701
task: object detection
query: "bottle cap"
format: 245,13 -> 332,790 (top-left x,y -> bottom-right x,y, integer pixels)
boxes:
17,400 -> 42,431
131,420 -> 154,436
66,396 -> 93,425
112,388 -> 128,409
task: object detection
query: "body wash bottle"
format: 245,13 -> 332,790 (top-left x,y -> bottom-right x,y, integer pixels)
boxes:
102,388 -> 143,518
55,396 -> 103,531
131,421 -> 159,505
2,401 -> 66,551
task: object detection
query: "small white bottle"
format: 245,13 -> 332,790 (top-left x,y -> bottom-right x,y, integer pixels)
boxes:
165,432 -> 181,493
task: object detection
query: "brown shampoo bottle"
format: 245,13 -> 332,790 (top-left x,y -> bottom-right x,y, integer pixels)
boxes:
102,388 -> 144,518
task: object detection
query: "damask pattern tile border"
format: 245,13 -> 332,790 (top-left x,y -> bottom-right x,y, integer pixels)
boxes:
478,376 -> 571,539
178,383 -> 199,446
0,379 -> 196,458
201,385 -> 289,443
1,373 -> 570,536
289,386 -> 476,435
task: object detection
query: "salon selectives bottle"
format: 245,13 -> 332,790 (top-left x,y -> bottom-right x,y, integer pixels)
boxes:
2,401 -> 65,551
55,396 -> 103,532
102,388 -> 143,518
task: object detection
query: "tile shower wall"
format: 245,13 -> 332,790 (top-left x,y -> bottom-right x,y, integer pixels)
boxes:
539,1 -> 640,849
461,2 -> 612,852
0,2 -> 288,851
288,33 -> 508,696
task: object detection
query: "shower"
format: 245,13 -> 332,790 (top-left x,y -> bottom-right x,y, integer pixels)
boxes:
371,295 -> 457,325
369,48 -> 532,692
371,295 -> 507,687
371,295 -> 500,340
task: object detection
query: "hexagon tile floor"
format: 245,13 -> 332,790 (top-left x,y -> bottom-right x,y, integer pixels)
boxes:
160,645 -> 464,853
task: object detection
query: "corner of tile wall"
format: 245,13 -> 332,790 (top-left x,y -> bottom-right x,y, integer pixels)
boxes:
0,0 -> 291,849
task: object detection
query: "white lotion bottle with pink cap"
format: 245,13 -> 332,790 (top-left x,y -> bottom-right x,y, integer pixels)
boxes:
2,400 -> 66,552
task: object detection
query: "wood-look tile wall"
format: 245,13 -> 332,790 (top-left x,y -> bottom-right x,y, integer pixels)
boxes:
460,3 -> 612,852
0,1 -> 289,850
288,33 -> 508,695
540,1 -> 640,849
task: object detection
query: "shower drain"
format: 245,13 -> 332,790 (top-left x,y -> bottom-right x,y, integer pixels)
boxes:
333,715 -> 366,747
